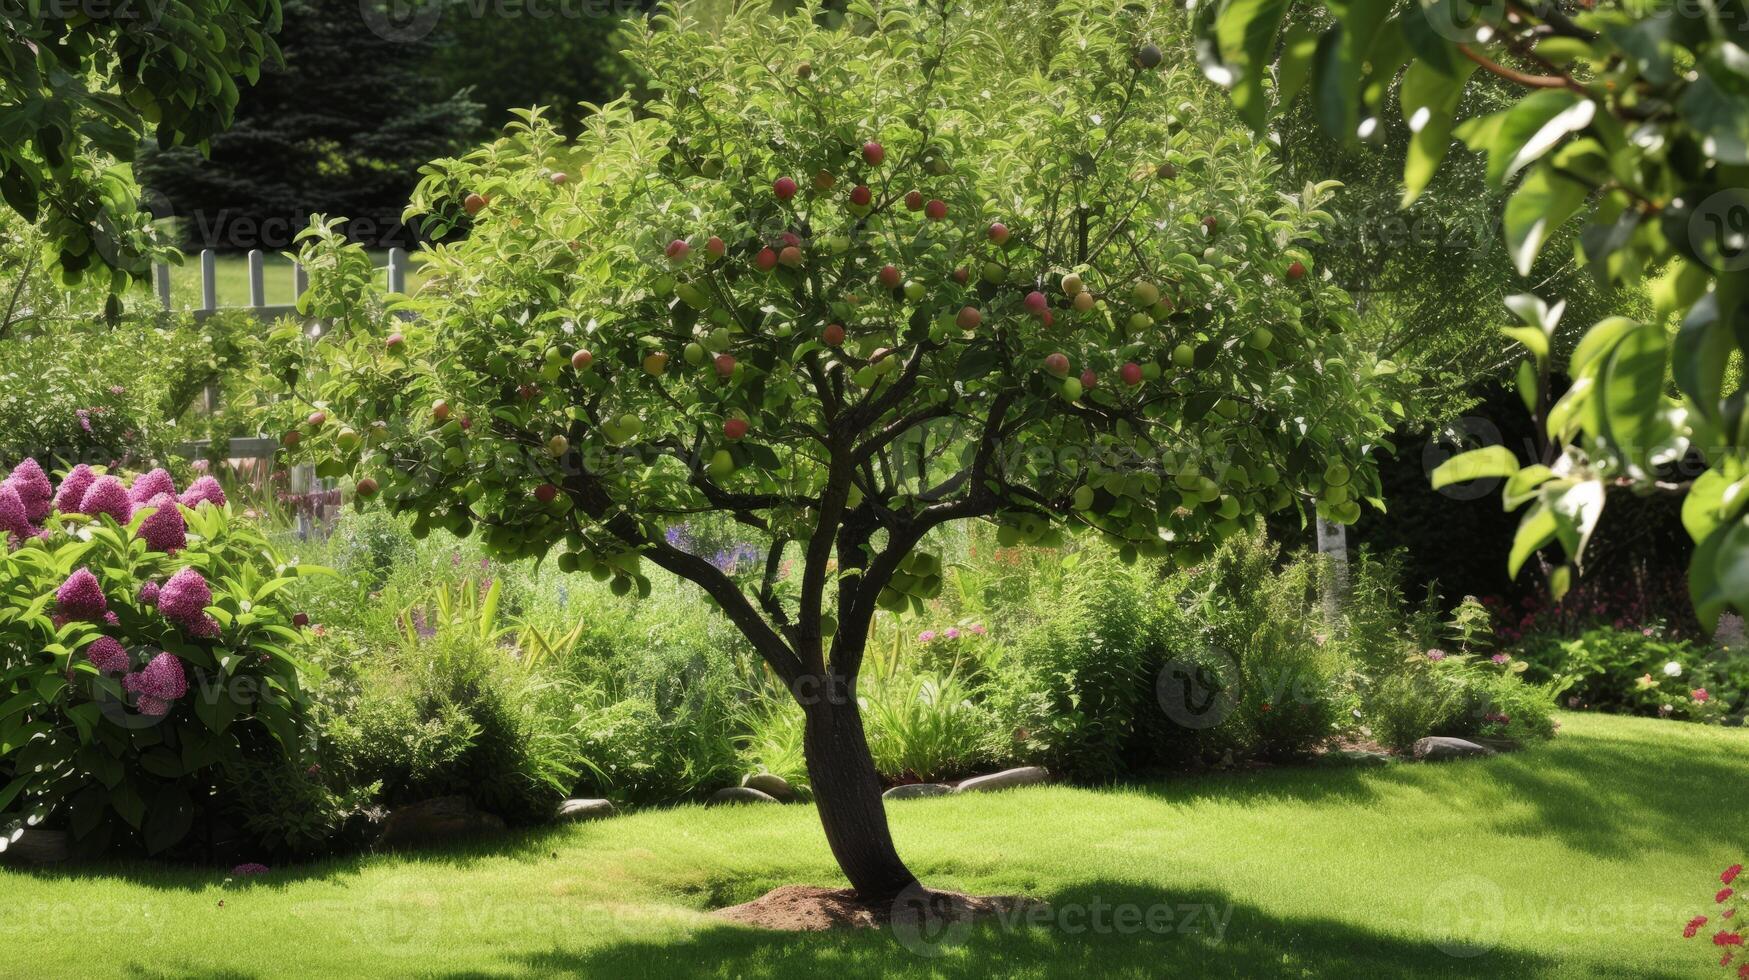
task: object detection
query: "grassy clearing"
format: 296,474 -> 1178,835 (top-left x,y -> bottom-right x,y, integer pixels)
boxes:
160,250 -> 430,310
0,712 -> 1727,978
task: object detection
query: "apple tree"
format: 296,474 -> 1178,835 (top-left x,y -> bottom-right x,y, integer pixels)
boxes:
268,0 -> 1402,899
1194,0 -> 1749,619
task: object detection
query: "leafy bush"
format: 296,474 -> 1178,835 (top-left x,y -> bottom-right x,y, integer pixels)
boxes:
863,672 -> 996,783
1517,625 -> 1744,722
219,754 -> 381,858
0,459 -> 323,855
1368,651 -> 1558,751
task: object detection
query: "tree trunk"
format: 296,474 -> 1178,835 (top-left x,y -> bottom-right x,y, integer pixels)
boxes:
802,691 -> 918,900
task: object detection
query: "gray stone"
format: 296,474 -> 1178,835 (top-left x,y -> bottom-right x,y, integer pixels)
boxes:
1412,736 -> 1496,762
707,786 -> 779,806
556,798 -> 616,822
954,766 -> 1050,794
377,796 -> 506,848
1470,737 -> 1523,754
883,782 -> 954,801
0,829 -> 68,865
740,772 -> 796,801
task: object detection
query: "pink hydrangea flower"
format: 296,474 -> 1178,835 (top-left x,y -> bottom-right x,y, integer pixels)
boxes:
1491,653 -> 1510,664
944,628 -> 961,640
969,624 -> 987,636
134,694 -> 171,717
79,476 -> 133,524
157,567 -> 212,627
55,568 -> 108,620
53,464 -> 96,513
917,630 -> 937,644
86,637 -> 130,674
0,485 -> 28,542
124,652 -> 187,700
138,580 -> 160,606
4,458 -> 53,522
135,494 -> 186,554
1695,688 -> 1712,703
128,468 -> 177,503
178,475 -> 227,509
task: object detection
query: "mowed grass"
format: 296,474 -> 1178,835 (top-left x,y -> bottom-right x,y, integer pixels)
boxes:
0,712 -> 1731,978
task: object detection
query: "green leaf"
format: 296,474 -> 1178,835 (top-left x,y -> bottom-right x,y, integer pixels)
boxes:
1213,0 -> 1292,130
1509,500 -> 1559,579
1503,465 -> 1555,509
1431,446 -> 1520,489
1504,164 -> 1589,276
1399,59 -> 1476,204
1673,293 -> 1729,419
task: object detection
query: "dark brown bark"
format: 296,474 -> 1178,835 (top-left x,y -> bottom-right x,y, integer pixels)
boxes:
801,688 -> 918,901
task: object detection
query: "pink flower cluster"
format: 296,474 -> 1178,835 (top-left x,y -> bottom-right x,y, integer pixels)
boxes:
158,567 -> 219,637
1687,865 -> 1749,976
85,636 -> 131,674
0,459 -> 230,555
916,623 -> 988,644
123,652 -> 188,717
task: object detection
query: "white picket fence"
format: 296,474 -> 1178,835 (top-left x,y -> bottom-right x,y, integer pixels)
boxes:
160,247 -> 413,538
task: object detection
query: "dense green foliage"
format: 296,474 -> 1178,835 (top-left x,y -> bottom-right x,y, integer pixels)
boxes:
1194,0 -> 1749,624
0,0 -> 281,284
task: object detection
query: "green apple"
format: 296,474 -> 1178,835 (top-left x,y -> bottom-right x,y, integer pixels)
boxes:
1073,485 -> 1095,510
1127,312 -> 1152,332
1060,376 -> 1083,401
1172,343 -> 1195,368
547,435 -> 569,457
1130,281 -> 1160,307
707,449 -> 736,480
1248,327 -> 1274,350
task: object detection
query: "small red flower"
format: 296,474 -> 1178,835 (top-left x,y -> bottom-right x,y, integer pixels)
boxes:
1722,888 -> 1737,903
1688,915 -> 1709,938
1714,930 -> 1744,947
1738,962 -> 1749,978
1727,865 -> 1744,885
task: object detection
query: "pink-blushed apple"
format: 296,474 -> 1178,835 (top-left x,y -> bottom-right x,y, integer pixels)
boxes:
723,418 -> 748,441
534,484 -> 558,504
925,199 -> 947,221
464,193 -> 487,215
774,176 -> 798,200
878,264 -> 901,289
385,332 -> 405,352
905,190 -> 924,211
988,222 -> 1010,245
705,236 -> 726,261
355,477 -> 378,498
666,239 -> 691,262
571,349 -> 593,370
952,267 -> 969,285
1023,291 -> 1048,315
863,141 -> 885,166
714,353 -> 737,377
755,247 -> 779,271
1072,291 -> 1096,313
307,411 -> 327,429
779,245 -> 803,267
432,399 -> 451,423
956,306 -> 982,330
850,185 -> 873,207
1044,353 -> 1070,377
814,169 -> 836,191
1042,310 -> 1055,327
781,231 -> 802,248
1079,368 -> 1097,389
823,323 -> 846,346
1121,362 -> 1143,386
1287,260 -> 1307,280
549,172 -> 569,186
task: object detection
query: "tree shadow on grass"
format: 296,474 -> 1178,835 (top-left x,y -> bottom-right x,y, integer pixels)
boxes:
449,880 -> 1650,980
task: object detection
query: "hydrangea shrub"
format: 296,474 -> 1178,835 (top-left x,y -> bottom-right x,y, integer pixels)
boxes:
0,460 -> 327,855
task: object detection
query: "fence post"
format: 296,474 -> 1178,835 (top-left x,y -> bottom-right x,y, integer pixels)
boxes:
247,249 -> 266,309
388,247 -> 407,295
200,250 -> 219,416
154,262 -> 172,310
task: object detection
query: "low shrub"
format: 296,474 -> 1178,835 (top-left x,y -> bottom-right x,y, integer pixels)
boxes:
0,459 -> 323,856
1367,650 -> 1558,751
863,672 -> 997,783
1517,625 -> 1745,722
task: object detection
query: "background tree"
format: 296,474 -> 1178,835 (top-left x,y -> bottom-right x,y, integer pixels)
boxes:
1195,0 -> 1749,624
138,0 -> 481,250
264,0 -> 1401,901
0,0 -> 280,285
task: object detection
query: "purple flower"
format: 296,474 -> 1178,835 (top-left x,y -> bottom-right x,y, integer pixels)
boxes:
157,567 -> 212,627
109,385 -> 126,396
135,495 -> 186,554
1491,653 -> 1510,664
134,694 -> 171,717
79,476 -> 133,524
944,628 -> 961,640
53,464 -> 96,513
0,485 -> 28,542
124,652 -> 187,700
917,630 -> 937,644
1426,649 -> 1447,662
56,568 -> 108,620
4,459 -> 53,522
75,408 -> 92,433
178,475 -> 226,509
86,637 -> 130,674
128,468 -> 177,504
138,581 -> 161,606
969,624 -> 987,636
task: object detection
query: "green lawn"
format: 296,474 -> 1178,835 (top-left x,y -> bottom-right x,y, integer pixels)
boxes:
161,250 -> 430,310
0,712 -> 1730,977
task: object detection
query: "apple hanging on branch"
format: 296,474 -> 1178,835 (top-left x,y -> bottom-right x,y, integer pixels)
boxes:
273,1 -> 1402,906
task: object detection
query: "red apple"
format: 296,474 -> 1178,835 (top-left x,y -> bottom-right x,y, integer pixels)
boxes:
1044,353 -> 1070,377
714,353 -> 737,377
571,349 -> 593,370
1079,368 -> 1097,389
282,429 -> 301,448
1023,291 -> 1048,315
878,264 -> 901,289
781,231 -> 803,248
463,193 -> 487,215
905,190 -> 924,211
988,222 -> 1010,245
952,267 -> 969,285
355,476 -> 379,498
666,239 -> 691,262
956,306 -> 982,330
534,484 -> 558,504
1041,310 -> 1055,328
723,418 -> 749,441
850,185 -> 873,207
773,176 -> 798,200
705,236 -> 726,261
813,169 -> 836,191
1287,260 -> 1307,281
863,141 -> 885,166
1120,362 -> 1143,386
925,199 -> 947,221
823,323 -> 846,346
779,245 -> 804,267
755,247 -> 779,271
